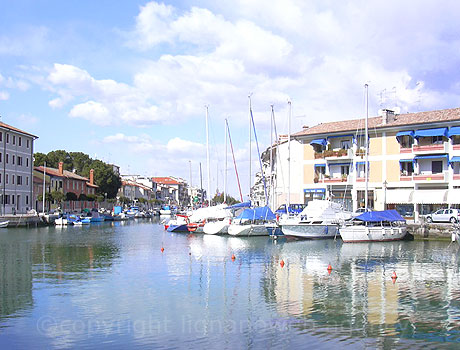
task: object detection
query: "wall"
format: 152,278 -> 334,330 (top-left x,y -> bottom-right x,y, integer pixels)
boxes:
370,161 -> 382,182
386,160 -> 400,182
369,136 -> 382,156
385,132 -> 400,155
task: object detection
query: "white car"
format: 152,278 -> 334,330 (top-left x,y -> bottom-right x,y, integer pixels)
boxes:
425,209 -> 460,223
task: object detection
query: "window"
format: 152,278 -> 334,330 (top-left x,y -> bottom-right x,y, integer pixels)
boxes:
18,137 -> 21,146
0,173 -> 2,183
4,195 -> 9,204
0,132 -> 2,142
432,136 -> 444,144
12,176 -> 14,184
432,161 -> 443,174
5,174 -> 8,184
6,134 -> 9,143
17,156 -> 22,166
12,155 -> 15,165
0,153 -> 2,163
341,140 -> 351,150
17,176 -> 22,185
12,195 -> 14,205
26,177 -> 28,186
26,158 -> 29,167
12,135 -> 15,145
26,140 -> 29,148
5,154 -> 8,164
400,135 -> 413,148
26,195 -> 29,205
341,165 -> 350,176
400,162 -> 414,176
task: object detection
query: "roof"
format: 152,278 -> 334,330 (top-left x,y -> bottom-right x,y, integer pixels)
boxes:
152,177 -> 180,185
122,181 -> 151,191
35,166 -> 89,181
0,121 -> 38,139
293,107 -> 460,138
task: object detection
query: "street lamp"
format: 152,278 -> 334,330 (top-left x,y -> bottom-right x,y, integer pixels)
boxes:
383,180 -> 388,210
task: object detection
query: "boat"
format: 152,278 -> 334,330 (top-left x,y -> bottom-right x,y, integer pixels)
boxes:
280,200 -> 353,239
90,210 -> 105,222
203,201 -> 250,235
340,210 -> 408,242
74,217 -> 91,226
166,214 -> 189,232
228,206 -> 277,236
160,205 -> 172,215
187,204 -> 230,233
0,220 -> 9,228
55,217 -> 68,226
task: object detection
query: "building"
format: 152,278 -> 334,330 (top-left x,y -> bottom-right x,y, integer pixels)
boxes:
34,162 -> 98,212
0,122 -> 37,215
118,179 -> 155,203
33,168 -> 51,213
286,106 -> 460,221
152,177 -> 189,206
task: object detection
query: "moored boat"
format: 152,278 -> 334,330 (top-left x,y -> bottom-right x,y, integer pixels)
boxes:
228,206 -> 277,237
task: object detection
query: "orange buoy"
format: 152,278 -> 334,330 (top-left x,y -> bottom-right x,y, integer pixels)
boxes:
161,247 -> 164,253
280,260 -> 285,268
327,264 -> 332,272
231,254 -> 236,261
391,271 -> 397,280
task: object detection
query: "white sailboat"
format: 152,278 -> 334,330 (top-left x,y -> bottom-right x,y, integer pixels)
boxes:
339,84 -> 408,243
281,200 -> 352,239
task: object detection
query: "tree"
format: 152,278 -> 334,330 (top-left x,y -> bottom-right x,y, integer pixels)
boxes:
34,153 -> 47,167
212,193 -> 240,205
66,192 -> 78,201
78,193 -> 87,201
86,194 -> 96,202
51,191 -> 65,207
82,160 -> 121,199
119,196 -> 131,206
46,150 -> 72,170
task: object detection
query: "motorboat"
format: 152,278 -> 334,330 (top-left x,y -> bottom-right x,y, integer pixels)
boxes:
228,206 -> 277,237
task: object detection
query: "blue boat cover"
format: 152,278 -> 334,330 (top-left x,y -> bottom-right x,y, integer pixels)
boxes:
396,130 -> 414,141
235,206 -> 276,220
414,127 -> 447,138
448,126 -> 460,137
310,138 -> 327,147
354,210 -> 405,222
225,201 -> 251,209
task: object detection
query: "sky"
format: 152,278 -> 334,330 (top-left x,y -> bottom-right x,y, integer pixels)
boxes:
1,0 -> 460,199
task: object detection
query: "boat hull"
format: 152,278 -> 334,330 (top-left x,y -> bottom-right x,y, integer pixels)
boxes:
0,221 -> 8,228
167,224 -> 189,233
281,223 -> 339,239
339,226 -> 407,243
228,224 -> 269,236
203,221 -> 229,235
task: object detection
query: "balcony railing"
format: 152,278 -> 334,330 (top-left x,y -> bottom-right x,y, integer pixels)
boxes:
412,171 -> 447,182
315,148 -> 353,159
454,174 -> 460,180
321,175 -> 349,183
412,141 -> 448,154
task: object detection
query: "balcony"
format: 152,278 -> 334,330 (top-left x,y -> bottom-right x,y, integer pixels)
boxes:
399,147 -> 412,154
454,174 -> 460,181
412,141 -> 448,154
315,148 -> 353,159
321,175 -> 349,184
412,170 -> 448,182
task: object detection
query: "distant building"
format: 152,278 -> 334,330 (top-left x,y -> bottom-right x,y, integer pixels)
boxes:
152,176 -> 189,206
35,162 -> 98,212
33,168 -> 51,213
0,122 -> 37,215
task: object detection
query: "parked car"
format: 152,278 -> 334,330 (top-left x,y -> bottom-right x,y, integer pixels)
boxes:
275,204 -> 306,216
425,209 -> 460,223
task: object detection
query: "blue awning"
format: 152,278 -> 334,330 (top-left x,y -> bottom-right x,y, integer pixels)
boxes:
225,201 -> 251,209
310,138 -> 327,147
314,164 -> 326,168
355,161 -> 369,170
304,188 -> 326,193
449,156 -> 460,167
396,130 -> 414,142
328,162 -> 351,167
235,206 -> 276,220
448,126 -> 460,138
414,154 -> 449,162
354,209 -> 405,222
327,134 -> 354,140
414,127 -> 447,139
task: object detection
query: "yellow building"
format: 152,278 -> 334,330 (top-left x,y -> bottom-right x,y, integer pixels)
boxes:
291,107 -> 460,220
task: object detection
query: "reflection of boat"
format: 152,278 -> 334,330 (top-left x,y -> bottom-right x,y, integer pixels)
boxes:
228,207 -> 277,236
340,210 -> 408,243
281,200 -> 352,239
74,218 -> 91,225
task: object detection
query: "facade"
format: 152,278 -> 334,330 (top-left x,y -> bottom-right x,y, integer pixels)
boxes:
152,177 -> 189,206
0,122 -> 37,215
288,107 -> 460,221
35,162 -> 98,212
118,179 -> 154,203
33,168 -> 51,213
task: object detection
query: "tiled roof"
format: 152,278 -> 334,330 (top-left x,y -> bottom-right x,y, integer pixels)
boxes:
152,177 -> 180,185
122,181 -> 151,191
34,166 -> 89,181
0,121 -> 38,138
293,107 -> 460,138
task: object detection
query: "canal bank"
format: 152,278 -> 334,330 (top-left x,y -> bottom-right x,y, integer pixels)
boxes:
408,223 -> 459,240
0,214 -> 42,227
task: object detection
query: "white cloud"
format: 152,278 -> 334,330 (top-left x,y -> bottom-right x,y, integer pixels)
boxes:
0,91 -> 9,100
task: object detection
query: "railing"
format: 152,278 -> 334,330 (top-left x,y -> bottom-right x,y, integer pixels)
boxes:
412,141 -> 448,154
315,148 -> 353,159
321,176 -> 348,183
412,171 -> 447,182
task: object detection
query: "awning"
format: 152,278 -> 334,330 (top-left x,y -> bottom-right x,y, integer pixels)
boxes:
328,162 -> 351,168
399,159 -> 413,169
413,154 -> 449,162
304,188 -> 326,193
414,127 -> 447,139
412,190 -> 447,204
310,138 -> 327,147
355,161 -> 369,170
327,134 -> 354,140
354,210 -> 405,222
449,156 -> 460,167
447,189 -> 460,204
448,126 -> 460,138
386,189 -> 413,204
396,130 -> 414,141
314,164 -> 326,168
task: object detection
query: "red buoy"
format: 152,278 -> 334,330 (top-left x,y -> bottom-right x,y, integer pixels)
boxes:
327,264 -> 332,272
161,247 -> 164,253
391,271 -> 397,280
280,260 -> 285,268
231,254 -> 236,261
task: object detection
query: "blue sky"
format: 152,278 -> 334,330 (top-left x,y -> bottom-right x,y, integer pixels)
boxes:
1,0 -> 460,199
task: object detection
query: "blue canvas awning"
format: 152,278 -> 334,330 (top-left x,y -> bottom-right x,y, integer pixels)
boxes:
414,127 -> 447,139
314,164 -> 326,168
310,138 -> 327,147
414,154 -> 449,162
327,134 -> 354,140
355,161 -> 369,170
225,201 -> 251,209
396,130 -> 414,142
354,209 -> 405,222
399,159 -> 413,169
235,206 -> 276,220
449,156 -> 460,167
448,126 -> 460,138
304,188 -> 326,193
328,162 -> 351,168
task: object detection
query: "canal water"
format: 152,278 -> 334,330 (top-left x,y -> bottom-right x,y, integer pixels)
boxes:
0,219 -> 459,349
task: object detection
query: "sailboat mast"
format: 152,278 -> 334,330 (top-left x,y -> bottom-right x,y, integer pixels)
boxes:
199,162 -> 203,207
42,161 -> 46,214
364,84 -> 369,210
224,118 -> 228,203
248,94 -> 252,203
205,105 -> 211,206
287,100 -> 291,210
270,105 -> 274,210
227,119 -> 244,202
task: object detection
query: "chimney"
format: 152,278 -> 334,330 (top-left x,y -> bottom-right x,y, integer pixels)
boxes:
90,169 -> 94,185
58,162 -> 63,176
380,109 -> 396,125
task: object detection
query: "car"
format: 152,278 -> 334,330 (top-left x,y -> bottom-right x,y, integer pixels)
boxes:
425,209 -> 460,223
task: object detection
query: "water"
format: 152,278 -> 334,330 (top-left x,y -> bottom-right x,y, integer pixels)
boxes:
0,219 -> 459,349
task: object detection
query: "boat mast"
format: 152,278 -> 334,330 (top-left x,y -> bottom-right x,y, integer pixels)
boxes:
287,100 -> 291,210
248,94 -> 252,203
224,118 -> 228,203
226,119 -> 244,202
205,105 -> 211,206
42,162 -> 46,215
270,105 -> 274,210
199,162 -> 203,207
364,84 -> 369,211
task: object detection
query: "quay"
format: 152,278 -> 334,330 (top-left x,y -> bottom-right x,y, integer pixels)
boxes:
0,214 -> 42,228
408,222 -> 459,240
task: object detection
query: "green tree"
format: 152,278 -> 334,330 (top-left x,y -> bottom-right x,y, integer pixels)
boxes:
82,160 -> 121,199
86,194 -> 96,202
66,192 -> 78,201
212,193 -> 240,205
119,196 -> 131,206
51,190 -> 65,207
34,153 -> 47,167
69,152 -> 92,174
46,150 -> 72,170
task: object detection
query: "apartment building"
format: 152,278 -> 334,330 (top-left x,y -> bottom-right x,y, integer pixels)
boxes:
0,122 -> 37,215
282,107 -> 460,221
